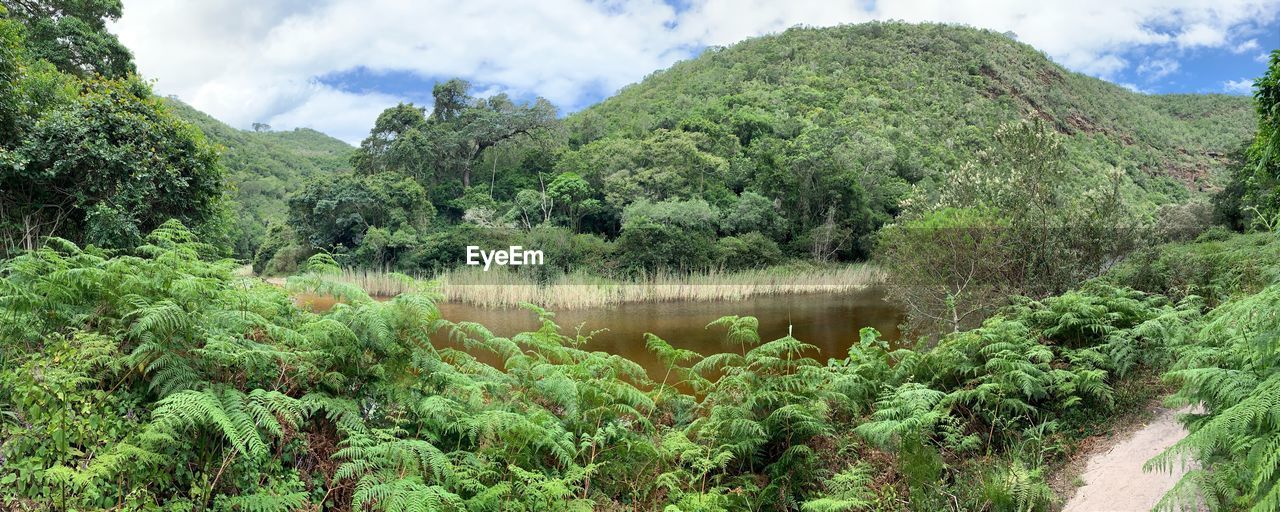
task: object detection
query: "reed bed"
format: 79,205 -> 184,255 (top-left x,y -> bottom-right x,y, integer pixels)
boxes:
332,268 -> 425,297
279,265 -> 883,309
331,265 -> 880,309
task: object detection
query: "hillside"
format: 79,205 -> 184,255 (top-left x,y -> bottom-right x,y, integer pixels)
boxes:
162,98 -> 355,256
563,22 -> 1253,202
179,22 -> 1260,270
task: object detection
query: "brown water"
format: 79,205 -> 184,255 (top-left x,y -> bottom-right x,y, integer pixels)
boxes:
294,288 -> 904,379
435,288 -> 904,375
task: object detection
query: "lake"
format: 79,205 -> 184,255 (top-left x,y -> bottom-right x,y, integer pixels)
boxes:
433,288 -> 905,376
295,287 -> 904,379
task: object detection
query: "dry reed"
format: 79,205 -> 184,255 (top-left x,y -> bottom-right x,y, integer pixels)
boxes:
328,265 -> 883,309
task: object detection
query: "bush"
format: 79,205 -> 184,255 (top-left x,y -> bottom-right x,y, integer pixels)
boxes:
719,191 -> 787,240
876,207 -> 1014,333
0,221 -> 1197,510
1105,232 -> 1280,304
716,232 -> 783,271
524,225 -> 615,276
616,199 -> 719,272
402,224 -> 519,275
252,223 -> 311,275
1151,282 -> 1280,511
1154,200 -> 1212,243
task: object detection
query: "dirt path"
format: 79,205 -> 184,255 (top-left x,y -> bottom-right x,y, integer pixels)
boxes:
1061,406 -> 1194,512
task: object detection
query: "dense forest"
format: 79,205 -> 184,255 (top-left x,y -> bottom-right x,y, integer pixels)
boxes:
240,23 -> 1253,278
3,0 -> 1280,510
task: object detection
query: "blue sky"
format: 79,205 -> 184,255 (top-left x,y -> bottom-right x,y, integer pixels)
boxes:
1110,36 -> 1276,94
110,0 -> 1280,144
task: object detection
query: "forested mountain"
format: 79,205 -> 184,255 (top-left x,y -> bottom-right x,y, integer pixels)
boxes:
561,23 -> 1252,231
250,22 -> 1258,276
161,98 -> 354,257
568,22 -> 1251,188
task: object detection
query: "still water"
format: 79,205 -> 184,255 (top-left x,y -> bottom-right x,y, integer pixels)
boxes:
296,288 -> 904,379
434,288 -> 904,376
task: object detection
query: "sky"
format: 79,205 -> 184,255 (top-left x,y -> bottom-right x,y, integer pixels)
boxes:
109,0 -> 1280,145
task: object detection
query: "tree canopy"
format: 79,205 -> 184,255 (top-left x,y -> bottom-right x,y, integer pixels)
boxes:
0,0 -> 135,78
0,15 -> 223,254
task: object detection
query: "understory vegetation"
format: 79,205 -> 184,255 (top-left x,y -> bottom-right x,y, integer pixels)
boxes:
0,223 -> 1213,510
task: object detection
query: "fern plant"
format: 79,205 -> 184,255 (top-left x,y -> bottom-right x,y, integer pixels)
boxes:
1149,283 -> 1280,511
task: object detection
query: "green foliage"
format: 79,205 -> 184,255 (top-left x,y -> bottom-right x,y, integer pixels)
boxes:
353,81 -> 558,202
876,206 -> 1013,333
0,11 -> 21,142
801,462 -> 877,511
1147,280 -> 1280,511
287,171 -> 434,267
0,221 -> 1195,510
162,98 -> 355,259
546,172 -> 600,231
561,22 -> 1248,262
980,460 -> 1054,512
715,231 -> 783,271
0,70 -> 225,255
1238,50 -> 1280,230
1,12 -> 1266,509
558,129 -> 731,215
880,119 -> 1144,333
1093,228 -> 1280,510
719,191 -> 787,240
1106,231 -> 1280,304
522,225 -> 615,276
258,23 -> 1248,277
0,0 -> 135,78
616,199 -> 720,272
851,282 -> 1197,507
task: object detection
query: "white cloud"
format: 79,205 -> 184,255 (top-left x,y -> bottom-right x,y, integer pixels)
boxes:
1224,78 -> 1255,94
264,86 -> 402,146
1136,58 -> 1181,81
1175,23 -> 1226,48
110,0 -> 1280,144
1234,38 -> 1261,53
1118,82 -> 1150,94
1261,52 -> 1275,63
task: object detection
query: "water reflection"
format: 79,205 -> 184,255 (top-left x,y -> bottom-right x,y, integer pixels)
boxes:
440,289 -> 902,375
295,288 -> 904,380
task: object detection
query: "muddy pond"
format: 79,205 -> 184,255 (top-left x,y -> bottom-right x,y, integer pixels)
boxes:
297,287 -> 905,379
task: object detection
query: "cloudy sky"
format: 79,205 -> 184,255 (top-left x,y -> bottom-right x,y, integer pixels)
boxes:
110,0 -> 1280,145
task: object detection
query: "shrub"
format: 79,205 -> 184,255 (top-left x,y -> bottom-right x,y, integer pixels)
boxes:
716,232 -> 783,271
616,199 -> 719,272
1154,200 -> 1213,243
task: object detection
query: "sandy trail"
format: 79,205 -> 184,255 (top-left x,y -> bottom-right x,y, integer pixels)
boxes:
1062,406 -> 1194,512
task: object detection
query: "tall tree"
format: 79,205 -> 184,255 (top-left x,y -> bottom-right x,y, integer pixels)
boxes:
0,0 -> 135,78
0,10 -> 22,143
351,103 -> 431,177
1242,50 -> 1280,230
352,80 -> 558,200
0,76 -> 224,253
287,172 -> 432,251
425,79 -> 558,189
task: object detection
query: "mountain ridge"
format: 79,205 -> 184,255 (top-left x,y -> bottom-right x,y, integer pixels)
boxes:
564,22 -> 1252,192
161,97 -> 355,255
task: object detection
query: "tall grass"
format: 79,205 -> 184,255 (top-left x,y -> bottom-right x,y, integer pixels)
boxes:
327,265 -> 883,309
